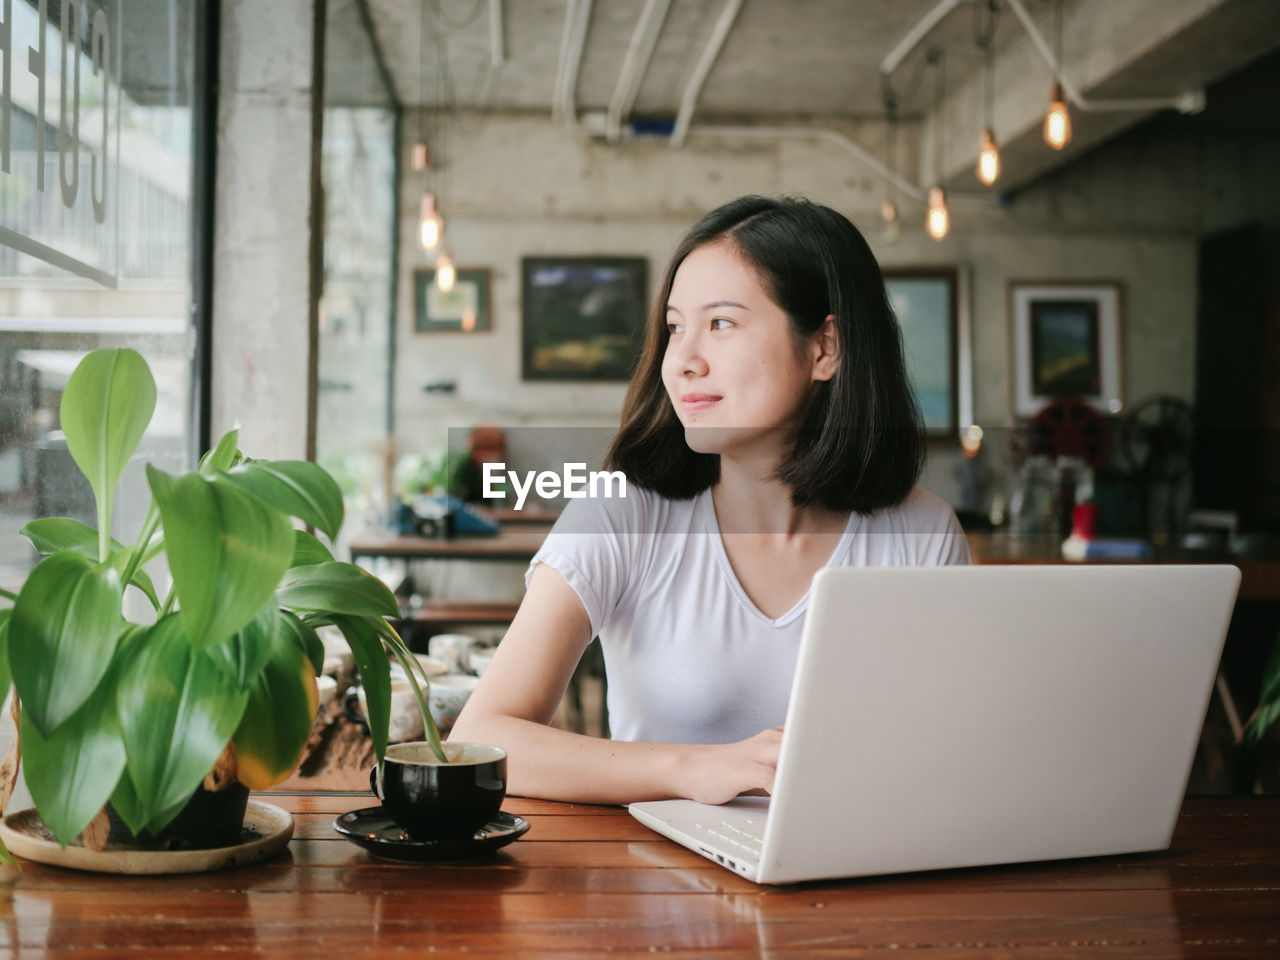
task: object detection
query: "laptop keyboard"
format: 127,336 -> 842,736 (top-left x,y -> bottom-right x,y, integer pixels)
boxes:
695,817 -> 766,860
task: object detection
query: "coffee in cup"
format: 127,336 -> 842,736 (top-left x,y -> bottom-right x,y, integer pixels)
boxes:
371,741 -> 507,840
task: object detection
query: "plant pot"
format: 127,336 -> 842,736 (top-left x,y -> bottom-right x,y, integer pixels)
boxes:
105,783 -> 250,851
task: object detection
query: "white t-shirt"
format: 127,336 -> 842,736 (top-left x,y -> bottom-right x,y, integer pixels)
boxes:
526,484 -> 970,745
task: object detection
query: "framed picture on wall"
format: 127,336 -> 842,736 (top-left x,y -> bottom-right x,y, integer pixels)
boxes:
1009,281 -> 1123,417
883,269 -> 959,436
521,256 -> 648,381
414,268 -> 492,332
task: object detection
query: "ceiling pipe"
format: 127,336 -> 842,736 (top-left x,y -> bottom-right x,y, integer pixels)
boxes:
883,0 -> 1204,115
606,0 -> 672,143
553,0 -> 593,126
880,0 -> 964,76
489,0 -> 504,66
687,124 -> 929,202
670,0 -> 744,148
1003,0 -> 1204,114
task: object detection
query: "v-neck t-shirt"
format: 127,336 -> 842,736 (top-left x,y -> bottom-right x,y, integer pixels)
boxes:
526,484 -> 970,745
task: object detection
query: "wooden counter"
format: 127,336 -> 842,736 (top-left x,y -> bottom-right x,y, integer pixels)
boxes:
5,793 -> 1279,956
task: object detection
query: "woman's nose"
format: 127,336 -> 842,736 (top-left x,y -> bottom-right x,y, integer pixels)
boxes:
669,329 -> 709,376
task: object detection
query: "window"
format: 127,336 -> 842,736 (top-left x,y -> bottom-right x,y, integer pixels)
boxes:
316,0 -> 397,548
0,1 -> 206,593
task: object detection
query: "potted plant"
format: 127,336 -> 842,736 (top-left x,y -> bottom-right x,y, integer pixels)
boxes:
1244,629 -> 1280,790
0,347 -> 447,863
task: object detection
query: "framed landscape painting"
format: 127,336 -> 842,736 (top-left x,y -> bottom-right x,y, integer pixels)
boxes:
414,268 -> 492,333
521,257 -> 647,381
1010,281 -> 1123,417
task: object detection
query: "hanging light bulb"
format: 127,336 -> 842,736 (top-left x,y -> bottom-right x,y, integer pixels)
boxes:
973,1 -> 1000,186
419,216 -> 442,251
436,251 -> 457,293
412,141 -> 430,171
1044,82 -> 1071,149
926,186 -> 950,240
976,128 -> 1000,185
879,198 -> 900,244
419,194 -> 443,251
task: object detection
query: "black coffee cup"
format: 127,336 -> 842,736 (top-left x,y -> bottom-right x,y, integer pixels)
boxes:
371,741 -> 507,841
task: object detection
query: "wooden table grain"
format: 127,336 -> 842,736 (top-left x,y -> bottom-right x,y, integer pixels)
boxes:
3,794 -> 1279,957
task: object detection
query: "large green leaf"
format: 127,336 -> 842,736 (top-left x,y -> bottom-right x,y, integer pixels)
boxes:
20,644 -> 129,847
277,562 -> 398,619
147,465 -> 295,651
279,609 -> 324,676
232,622 -> 317,789
290,530 -> 334,567
59,348 -> 156,561
221,461 -> 344,540
198,427 -> 241,475
10,552 -> 123,736
108,768 -> 147,838
21,517 -> 160,609
114,614 -> 250,833
204,603 -> 278,691
0,609 -> 11,703
326,614 -> 392,761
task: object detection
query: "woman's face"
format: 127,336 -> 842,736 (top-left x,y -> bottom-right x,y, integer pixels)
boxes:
661,239 -> 835,460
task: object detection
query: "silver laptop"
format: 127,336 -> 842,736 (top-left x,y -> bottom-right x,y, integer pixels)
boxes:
628,564 -> 1240,884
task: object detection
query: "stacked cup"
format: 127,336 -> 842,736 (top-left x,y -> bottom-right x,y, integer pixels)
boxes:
425,632 -> 493,734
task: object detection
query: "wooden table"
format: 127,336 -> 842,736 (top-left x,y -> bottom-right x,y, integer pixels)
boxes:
347,527 -> 551,634
349,526 -> 552,563
6,794 -> 1278,956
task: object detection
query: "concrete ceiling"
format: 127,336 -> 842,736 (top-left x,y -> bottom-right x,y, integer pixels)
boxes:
336,0 -> 1280,193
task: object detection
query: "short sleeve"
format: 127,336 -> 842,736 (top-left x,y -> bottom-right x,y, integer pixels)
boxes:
926,508 -> 972,566
524,487 -> 656,638
896,488 -> 973,566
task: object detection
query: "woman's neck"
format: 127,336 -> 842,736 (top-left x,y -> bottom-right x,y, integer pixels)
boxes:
711,456 -> 846,537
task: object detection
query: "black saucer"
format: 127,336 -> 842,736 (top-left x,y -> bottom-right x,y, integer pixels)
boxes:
333,807 -> 529,862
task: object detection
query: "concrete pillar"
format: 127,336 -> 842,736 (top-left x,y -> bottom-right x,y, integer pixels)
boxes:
211,0 -> 325,461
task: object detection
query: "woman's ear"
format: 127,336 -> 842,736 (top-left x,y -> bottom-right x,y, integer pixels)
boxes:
811,315 -> 840,382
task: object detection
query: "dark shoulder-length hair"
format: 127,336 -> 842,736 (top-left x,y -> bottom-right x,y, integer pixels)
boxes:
605,194 -> 924,514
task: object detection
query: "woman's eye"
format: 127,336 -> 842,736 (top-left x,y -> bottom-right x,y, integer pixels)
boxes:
711,317 -> 734,330
666,321 -> 683,334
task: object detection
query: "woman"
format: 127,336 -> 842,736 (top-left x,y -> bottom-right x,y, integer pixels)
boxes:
450,196 -> 969,804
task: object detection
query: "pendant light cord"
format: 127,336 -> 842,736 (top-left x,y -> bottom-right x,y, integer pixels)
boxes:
1054,0 -> 1064,79
973,0 -> 999,128
928,48 -> 946,184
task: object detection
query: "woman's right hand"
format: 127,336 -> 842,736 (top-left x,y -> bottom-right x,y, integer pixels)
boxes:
677,727 -> 783,805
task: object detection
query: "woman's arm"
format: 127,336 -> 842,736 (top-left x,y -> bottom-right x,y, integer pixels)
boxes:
448,563 -> 781,805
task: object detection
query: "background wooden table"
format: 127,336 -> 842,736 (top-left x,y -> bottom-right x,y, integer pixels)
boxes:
4,794 -> 1279,956
348,527 -> 553,563
966,532 -> 1280,603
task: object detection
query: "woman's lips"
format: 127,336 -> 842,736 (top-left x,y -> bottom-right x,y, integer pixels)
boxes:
681,393 -> 722,412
